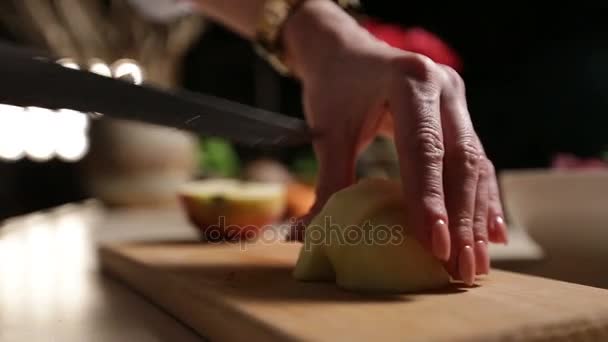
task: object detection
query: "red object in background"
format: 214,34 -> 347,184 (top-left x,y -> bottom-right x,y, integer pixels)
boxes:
551,153 -> 608,170
362,19 -> 463,73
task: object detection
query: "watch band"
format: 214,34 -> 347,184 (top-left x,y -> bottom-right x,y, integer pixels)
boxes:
254,0 -> 360,76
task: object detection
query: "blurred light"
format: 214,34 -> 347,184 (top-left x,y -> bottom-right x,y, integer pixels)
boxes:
56,109 -> 89,132
112,59 -> 144,85
23,107 -> 56,162
0,58 -> 142,163
0,104 -> 26,161
57,58 -> 80,70
88,59 -> 112,78
56,131 -> 89,162
54,109 -> 89,162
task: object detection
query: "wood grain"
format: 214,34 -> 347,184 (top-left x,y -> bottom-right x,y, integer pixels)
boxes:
99,241 -> 608,342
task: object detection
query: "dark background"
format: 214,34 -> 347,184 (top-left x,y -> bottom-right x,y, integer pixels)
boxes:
1,3 -> 607,219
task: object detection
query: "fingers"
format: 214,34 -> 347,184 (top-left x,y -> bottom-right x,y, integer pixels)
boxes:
390,57 -> 503,286
389,55 -> 450,262
443,148 -> 479,285
288,133 -> 358,242
473,158 -> 490,275
487,162 -> 509,244
439,65 -> 482,285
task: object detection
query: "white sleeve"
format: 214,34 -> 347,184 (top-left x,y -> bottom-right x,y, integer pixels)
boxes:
126,0 -> 196,22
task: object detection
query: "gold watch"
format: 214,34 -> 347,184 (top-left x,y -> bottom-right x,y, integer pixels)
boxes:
254,0 -> 360,76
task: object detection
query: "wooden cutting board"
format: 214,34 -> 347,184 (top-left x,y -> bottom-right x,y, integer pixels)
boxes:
99,240 -> 608,341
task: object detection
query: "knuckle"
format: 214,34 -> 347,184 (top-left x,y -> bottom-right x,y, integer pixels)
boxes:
410,54 -> 437,76
473,211 -> 488,228
478,157 -> 490,178
441,65 -> 465,90
458,217 -> 474,228
398,54 -> 439,82
453,139 -> 481,173
392,56 -> 442,101
415,128 -> 445,165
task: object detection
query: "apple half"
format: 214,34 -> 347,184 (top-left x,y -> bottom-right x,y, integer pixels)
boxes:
178,179 -> 287,241
293,178 -> 451,293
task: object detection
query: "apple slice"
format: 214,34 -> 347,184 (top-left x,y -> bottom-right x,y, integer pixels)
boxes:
178,179 -> 287,241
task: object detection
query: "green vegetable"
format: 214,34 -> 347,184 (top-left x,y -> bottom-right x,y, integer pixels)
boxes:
198,137 -> 240,178
290,153 -> 318,185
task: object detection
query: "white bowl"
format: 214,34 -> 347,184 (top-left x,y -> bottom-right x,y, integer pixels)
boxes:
499,169 -> 608,286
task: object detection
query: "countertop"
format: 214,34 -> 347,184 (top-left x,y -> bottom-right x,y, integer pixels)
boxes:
0,201 -> 204,342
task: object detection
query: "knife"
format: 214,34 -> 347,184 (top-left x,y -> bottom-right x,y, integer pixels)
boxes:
0,40 -> 312,147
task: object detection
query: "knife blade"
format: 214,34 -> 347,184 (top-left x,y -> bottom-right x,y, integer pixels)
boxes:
0,40 -> 312,147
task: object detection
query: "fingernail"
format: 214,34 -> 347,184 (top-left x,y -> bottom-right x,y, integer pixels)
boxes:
495,216 -> 509,244
475,240 -> 490,275
459,245 -> 476,286
432,219 -> 450,261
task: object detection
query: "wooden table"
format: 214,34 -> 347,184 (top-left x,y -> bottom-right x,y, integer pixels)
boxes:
0,201 -> 549,341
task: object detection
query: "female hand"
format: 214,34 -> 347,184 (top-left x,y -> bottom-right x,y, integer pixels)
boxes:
283,0 -> 508,285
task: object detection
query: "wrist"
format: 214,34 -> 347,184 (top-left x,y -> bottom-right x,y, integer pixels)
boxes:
281,0 -> 363,80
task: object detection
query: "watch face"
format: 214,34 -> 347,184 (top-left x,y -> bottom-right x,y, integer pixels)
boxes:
126,0 -> 195,22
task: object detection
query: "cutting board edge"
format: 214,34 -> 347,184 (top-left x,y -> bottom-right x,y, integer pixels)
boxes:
98,244 -> 303,342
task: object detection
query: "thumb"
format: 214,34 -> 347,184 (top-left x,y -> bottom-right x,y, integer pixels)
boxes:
288,136 -> 358,241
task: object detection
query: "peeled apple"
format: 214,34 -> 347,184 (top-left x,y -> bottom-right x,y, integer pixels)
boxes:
293,178 -> 450,293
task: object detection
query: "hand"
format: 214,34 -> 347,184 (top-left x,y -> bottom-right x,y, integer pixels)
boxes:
283,0 -> 508,285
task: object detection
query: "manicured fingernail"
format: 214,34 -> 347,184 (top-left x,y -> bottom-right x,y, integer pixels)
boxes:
459,245 -> 476,286
475,240 -> 490,275
432,219 -> 450,261
495,216 -> 509,244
